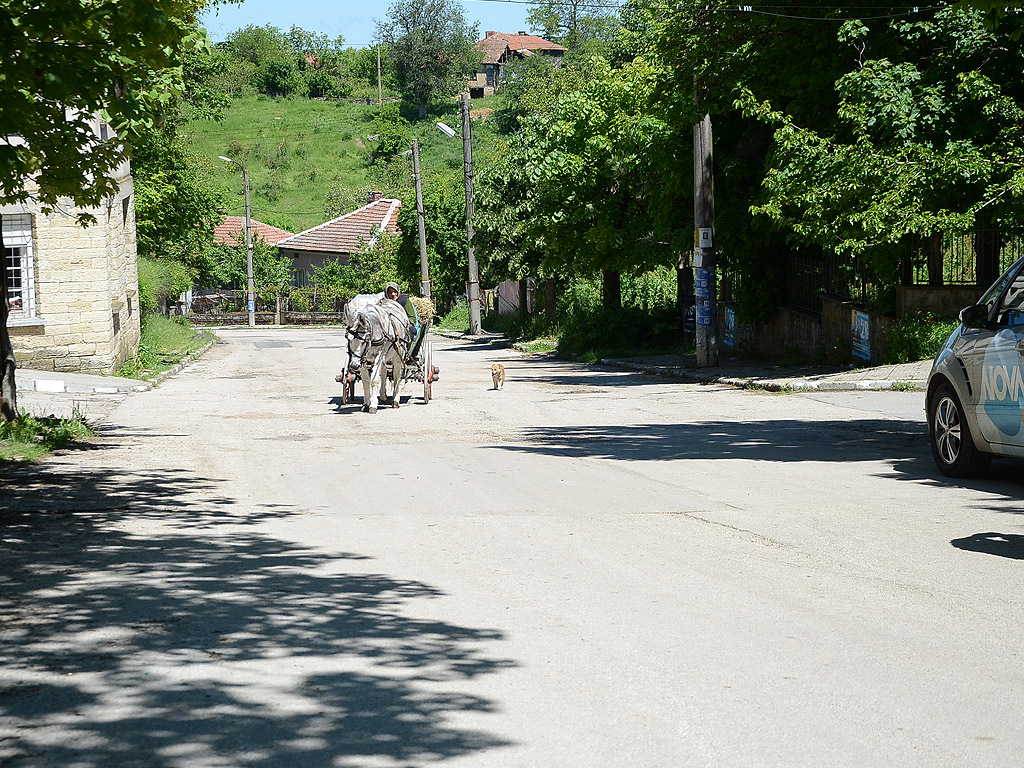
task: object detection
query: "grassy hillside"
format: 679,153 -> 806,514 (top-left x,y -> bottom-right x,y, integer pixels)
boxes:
183,95 -> 504,234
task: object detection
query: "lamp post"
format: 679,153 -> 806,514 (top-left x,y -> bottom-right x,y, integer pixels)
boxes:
437,93 -> 481,335
219,155 -> 256,328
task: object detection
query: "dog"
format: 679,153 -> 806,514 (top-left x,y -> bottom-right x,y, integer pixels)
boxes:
491,363 -> 505,390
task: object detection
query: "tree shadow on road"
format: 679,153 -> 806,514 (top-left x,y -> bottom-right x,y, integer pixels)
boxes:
493,419 -> 1024,507
0,465 -> 514,766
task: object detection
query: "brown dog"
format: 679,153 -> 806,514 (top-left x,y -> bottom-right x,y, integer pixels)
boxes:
491,363 -> 505,390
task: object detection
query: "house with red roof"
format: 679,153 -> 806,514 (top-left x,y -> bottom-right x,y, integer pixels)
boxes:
469,31 -> 567,98
213,217 -> 294,248
276,192 -> 401,286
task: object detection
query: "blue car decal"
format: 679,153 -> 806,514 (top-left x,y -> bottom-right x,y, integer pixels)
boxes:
980,329 -> 1024,437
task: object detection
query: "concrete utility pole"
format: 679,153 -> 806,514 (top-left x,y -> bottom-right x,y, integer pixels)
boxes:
242,167 -> 255,327
377,46 -> 383,107
220,155 -> 256,328
460,93 -> 482,335
693,113 -> 717,367
410,138 -> 430,299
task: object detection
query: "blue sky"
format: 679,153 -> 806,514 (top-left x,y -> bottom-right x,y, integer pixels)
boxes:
200,0 -> 532,48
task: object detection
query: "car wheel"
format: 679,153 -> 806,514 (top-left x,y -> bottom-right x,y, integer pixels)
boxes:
929,383 -> 990,478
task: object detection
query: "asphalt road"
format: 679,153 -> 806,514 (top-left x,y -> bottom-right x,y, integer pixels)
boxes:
2,326 -> 1023,768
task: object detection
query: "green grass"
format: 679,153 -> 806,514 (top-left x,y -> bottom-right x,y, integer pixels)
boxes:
183,95 -> 505,233
0,411 -> 94,463
118,314 -> 215,380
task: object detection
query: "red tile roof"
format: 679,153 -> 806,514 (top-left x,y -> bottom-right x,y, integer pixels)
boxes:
276,199 -> 402,255
214,217 -> 293,247
475,32 -> 567,64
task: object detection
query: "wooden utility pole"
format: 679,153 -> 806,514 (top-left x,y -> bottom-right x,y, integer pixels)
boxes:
460,93 -> 481,335
693,112 -> 718,367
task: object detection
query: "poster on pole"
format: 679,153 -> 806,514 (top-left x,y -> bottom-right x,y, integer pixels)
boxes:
852,310 -> 871,360
724,307 -> 736,347
695,268 -> 712,326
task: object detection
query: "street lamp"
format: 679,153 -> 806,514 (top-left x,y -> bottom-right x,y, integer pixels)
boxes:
437,93 -> 481,335
218,155 -> 256,328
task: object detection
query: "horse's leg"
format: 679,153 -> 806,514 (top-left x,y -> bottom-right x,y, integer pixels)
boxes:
367,350 -> 385,414
360,361 -> 372,412
390,353 -> 404,408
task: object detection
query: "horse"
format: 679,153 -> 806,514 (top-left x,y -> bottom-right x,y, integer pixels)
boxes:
344,299 -> 412,413
337,293 -> 383,404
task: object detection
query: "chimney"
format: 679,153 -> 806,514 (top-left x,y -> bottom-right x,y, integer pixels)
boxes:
367,190 -> 384,204
485,30 -> 495,38
518,30 -> 527,35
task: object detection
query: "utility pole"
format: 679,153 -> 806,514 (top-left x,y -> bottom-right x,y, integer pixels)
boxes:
243,167 -> 255,328
693,112 -> 717,367
218,155 -> 256,327
377,46 -> 383,107
410,138 -> 430,299
460,93 -> 481,335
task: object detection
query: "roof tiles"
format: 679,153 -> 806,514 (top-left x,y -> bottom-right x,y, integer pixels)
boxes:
214,217 -> 293,247
276,199 -> 401,255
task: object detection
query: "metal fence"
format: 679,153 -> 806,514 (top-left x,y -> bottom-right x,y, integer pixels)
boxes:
725,230 -> 1024,318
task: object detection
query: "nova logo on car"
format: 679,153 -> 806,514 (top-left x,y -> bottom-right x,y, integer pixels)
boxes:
980,330 -> 1024,436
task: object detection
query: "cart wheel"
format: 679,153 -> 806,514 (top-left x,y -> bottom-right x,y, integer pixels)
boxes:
423,342 -> 432,403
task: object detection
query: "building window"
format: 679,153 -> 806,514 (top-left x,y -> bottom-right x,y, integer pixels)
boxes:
3,214 -> 36,320
485,65 -> 496,87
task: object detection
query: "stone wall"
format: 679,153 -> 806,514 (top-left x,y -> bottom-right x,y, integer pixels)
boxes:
7,178 -> 141,374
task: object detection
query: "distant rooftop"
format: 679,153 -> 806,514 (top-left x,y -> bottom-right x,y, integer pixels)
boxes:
276,198 -> 401,255
476,31 -> 568,65
214,217 -> 294,247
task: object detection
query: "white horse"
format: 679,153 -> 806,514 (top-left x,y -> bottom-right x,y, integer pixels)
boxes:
344,299 -> 412,413
337,293 -> 383,404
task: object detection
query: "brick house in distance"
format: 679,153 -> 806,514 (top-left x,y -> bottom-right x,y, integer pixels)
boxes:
3,116 -> 141,374
276,193 -> 401,286
468,31 -> 567,98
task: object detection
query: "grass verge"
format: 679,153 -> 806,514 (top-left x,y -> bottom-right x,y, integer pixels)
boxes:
0,411 -> 93,463
118,314 -> 216,380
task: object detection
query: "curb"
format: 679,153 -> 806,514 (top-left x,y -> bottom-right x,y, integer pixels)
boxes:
599,359 -> 926,392
15,337 -> 218,396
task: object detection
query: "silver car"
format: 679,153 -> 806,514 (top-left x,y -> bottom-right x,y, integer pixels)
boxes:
927,256 -> 1024,476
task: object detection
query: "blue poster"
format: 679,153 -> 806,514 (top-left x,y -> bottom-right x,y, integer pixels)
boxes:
695,268 -> 712,327
724,307 -> 735,347
852,310 -> 870,360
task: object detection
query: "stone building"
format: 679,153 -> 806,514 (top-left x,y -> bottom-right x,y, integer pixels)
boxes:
3,116 -> 141,374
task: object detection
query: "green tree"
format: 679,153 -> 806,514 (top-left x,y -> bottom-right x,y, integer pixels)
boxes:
477,58 -> 682,308
528,0 -> 621,57
0,0 -> 210,421
377,0 -> 481,118
744,9 -> 1024,256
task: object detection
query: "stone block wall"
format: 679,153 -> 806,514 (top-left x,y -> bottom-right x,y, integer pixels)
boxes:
7,178 -> 141,374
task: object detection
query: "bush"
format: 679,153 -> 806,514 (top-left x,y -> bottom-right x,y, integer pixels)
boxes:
557,306 -> 689,362
436,300 -> 469,330
883,313 -> 958,363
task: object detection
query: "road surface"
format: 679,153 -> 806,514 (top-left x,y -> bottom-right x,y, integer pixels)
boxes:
2,326 -> 1023,767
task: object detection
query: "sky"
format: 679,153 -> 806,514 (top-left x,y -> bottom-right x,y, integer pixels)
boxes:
200,0 -> 533,48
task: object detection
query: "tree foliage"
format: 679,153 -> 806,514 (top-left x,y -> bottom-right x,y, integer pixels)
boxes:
377,0 -> 481,118
0,0 -> 211,420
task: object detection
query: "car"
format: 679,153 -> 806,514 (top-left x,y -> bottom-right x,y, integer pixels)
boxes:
926,255 -> 1024,477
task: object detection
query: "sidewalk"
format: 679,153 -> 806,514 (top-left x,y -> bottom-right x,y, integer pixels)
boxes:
599,354 -> 933,392
435,328 -> 933,392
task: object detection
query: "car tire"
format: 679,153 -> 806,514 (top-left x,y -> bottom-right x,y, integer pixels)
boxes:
929,382 -> 991,478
